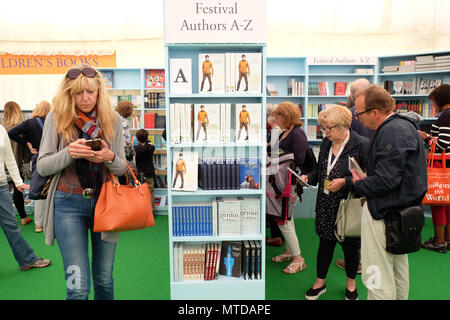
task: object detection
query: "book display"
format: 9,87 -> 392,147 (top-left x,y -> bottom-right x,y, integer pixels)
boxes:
164,0 -> 267,299
98,68 -> 168,211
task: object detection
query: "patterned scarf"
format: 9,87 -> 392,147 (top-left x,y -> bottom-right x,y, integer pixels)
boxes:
74,108 -> 105,197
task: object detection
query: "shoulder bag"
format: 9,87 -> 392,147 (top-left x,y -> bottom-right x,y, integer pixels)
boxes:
94,161 -> 155,232
334,192 -> 364,242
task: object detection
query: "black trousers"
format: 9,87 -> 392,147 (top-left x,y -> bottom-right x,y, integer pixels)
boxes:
317,237 -> 360,280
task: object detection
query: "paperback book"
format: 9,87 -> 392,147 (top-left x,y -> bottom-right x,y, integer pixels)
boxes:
217,197 -> 241,236
172,150 -> 198,191
234,52 -> 262,94
219,241 -> 242,278
145,69 -> 165,89
198,53 -> 226,94
235,103 -> 261,143
193,104 -> 221,143
239,197 -> 261,234
239,158 -> 260,189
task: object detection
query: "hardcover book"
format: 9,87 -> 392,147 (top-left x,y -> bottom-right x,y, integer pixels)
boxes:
235,103 -> 261,143
198,53 -> 226,94
242,240 -> 251,280
217,197 -> 241,236
172,150 -> 198,191
239,197 -> 261,234
334,82 -> 346,96
193,104 -> 221,143
145,69 -> 165,89
239,158 -> 260,189
219,241 -> 242,278
170,58 -> 192,94
234,52 -> 262,94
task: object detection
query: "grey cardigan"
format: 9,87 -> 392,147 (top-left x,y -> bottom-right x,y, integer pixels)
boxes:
37,111 -> 127,246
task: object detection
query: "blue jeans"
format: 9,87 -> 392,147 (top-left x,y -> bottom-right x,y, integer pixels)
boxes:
53,190 -> 117,300
0,184 -> 38,269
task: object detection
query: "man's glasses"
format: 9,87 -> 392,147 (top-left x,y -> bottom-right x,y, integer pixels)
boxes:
355,108 -> 376,117
320,125 -> 338,132
66,67 -> 97,79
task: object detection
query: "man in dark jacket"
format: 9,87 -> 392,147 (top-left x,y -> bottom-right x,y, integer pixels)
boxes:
352,85 -> 427,300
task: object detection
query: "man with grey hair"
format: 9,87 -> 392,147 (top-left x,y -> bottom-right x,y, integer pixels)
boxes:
348,78 -> 375,139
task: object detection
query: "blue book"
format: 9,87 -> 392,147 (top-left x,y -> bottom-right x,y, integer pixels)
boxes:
173,205 -> 178,236
220,159 -> 226,190
239,158 -> 260,190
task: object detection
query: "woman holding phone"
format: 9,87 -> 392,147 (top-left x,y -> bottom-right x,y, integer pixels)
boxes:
37,64 -> 127,300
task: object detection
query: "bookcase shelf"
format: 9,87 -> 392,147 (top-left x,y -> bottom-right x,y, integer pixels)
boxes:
166,43 -> 266,300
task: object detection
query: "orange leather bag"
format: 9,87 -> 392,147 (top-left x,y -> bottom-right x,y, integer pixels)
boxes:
422,141 -> 450,205
94,161 -> 155,232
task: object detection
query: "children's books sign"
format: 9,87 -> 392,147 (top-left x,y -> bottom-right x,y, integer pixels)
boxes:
164,0 -> 266,43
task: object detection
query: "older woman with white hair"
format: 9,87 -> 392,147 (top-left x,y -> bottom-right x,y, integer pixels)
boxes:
300,105 -> 369,300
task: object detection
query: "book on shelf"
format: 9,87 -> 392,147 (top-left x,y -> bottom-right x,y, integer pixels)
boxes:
217,197 -> 241,236
353,68 -> 374,74
288,79 -> 304,96
101,71 -> 113,88
193,104 -> 221,143
145,69 -> 165,89
170,58 -> 192,94
235,103 -> 261,143
249,240 -> 256,279
238,197 -> 261,234
172,201 -> 213,236
172,150 -> 198,191
219,241 -> 242,278
428,79 -> 442,93
220,103 -> 231,143
334,82 -> 346,96
266,82 -> 278,96
233,52 -> 262,94
239,158 -> 260,190
198,53 -> 226,94
144,113 -> 155,129
418,80 -> 430,94
254,240 -> 261,280
242,240 -> 251,280
393,81 -> 404,95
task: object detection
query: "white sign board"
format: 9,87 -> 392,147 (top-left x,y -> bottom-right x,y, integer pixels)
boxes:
164,0 -> 266,43
308,56 -> 377,65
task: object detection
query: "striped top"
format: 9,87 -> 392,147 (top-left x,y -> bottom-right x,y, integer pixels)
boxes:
426,108 -> 450,154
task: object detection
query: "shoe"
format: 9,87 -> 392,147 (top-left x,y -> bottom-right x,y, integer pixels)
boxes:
422,237 -> 447,253
35,226 -> 43,233
21,217 -> 32,225
266,237 -> 283,246
345,288 -> 359,300
272,253 -> 293,263
336,259 -> 362,274
305,285 -> 326,300
245,136 -> 249,140
283,259 -> 306,274
21,258 -> 51,271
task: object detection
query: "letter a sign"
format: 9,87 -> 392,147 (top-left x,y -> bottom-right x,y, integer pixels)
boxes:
170,58 -> 192,94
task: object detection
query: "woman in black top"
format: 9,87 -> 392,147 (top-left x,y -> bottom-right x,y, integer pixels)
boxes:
8,100 -> 51,232
301,105 -> 369,300
134,129 -> 156,209
268,102 -> 308,274
418,84 -> 450,253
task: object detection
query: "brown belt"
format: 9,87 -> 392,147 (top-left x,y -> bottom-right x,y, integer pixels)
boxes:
56,183 -> 96,198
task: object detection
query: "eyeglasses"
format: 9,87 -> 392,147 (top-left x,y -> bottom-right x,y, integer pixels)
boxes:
355,108 -> 376,117
66,67 -> 97,79
320,125 -> 338,132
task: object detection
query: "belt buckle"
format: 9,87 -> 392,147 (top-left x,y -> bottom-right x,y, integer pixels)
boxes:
82,188 -> 94,199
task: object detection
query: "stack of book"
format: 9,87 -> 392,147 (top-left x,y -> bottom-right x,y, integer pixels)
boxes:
266,83 -> 278,96
381,65 -> 399,73
145,92 -> 165,109
308,82 -> 329,96
288,79 -> 304,96
353,68 -> 374,74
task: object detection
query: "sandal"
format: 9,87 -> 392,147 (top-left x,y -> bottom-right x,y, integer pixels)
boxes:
283,259 -> 307,274
272,254 -> 293,263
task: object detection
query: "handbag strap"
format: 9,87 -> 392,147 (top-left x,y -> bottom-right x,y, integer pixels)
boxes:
109,161 -> 141,187
427,140 -> 446,169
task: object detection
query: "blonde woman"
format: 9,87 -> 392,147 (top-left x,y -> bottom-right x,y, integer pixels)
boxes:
8,100 -> 52,232
37,64 -> 127,300
3,101 -> 31,226
300,105 -> 369,300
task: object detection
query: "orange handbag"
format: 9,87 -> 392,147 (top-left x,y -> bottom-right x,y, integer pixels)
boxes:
422,141 -> 450,205
94,161 -> 155,232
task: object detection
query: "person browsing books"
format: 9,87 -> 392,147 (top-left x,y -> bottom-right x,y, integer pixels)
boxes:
268,101 -> 308,275
37,64 -> 127,300
299,105 -> 369,300
8,100 -> 52,233
418,84 -> 450,253
351,85 -> 427,300
200,55 -> 214,92
134,129 -> 156,209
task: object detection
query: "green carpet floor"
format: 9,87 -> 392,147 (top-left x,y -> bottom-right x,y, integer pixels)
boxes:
0,215 -> 447,300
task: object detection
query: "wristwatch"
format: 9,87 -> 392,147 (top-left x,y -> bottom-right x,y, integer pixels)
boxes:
104,153 -> 115,164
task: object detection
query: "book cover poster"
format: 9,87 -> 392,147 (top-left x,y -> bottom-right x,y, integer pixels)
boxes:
194,104 -> 221,143
101,71 -> 113,88
172,150 -> 198,191
235,103 -> 261,143
170,58 -> 192,94
239,158 -> 260,189
198,53 -> 225,94
234,53 -> 262,94
145,69 -> 165,89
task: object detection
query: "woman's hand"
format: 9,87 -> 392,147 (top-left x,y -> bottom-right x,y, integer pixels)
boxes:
16,184 -> 30,193
418,130 -> 429,141
68,139 -> 114,163
327,178 -> 345,192
88,140 -> 115,163
297,175 -> 309,186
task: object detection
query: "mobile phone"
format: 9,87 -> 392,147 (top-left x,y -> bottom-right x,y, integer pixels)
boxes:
85,138 -> 102,151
